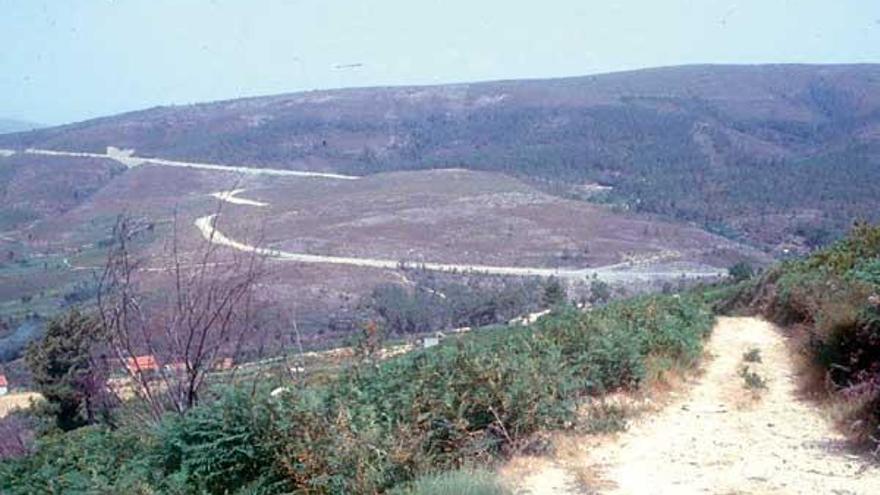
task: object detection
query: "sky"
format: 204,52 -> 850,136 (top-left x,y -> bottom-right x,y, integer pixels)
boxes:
1,0 -> 879,125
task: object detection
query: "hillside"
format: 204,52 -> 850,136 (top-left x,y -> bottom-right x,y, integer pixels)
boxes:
2,64 -> 880,250
0,157 -> 765,352
0,119 -> 42,135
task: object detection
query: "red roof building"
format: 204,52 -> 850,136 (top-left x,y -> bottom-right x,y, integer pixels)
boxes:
213,357 -> 234,371
125,355 -> 159,374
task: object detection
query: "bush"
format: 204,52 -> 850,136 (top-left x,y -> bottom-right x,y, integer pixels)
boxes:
723,223 -> 880,447
156,389 -> 283,494
0,426 -> 158,494
366,278 -> 544,336
728,261 -> 755,282
1,295 -> 714,493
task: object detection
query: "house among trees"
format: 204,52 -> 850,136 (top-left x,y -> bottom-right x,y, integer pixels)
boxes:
164,362 -> 188,375
213,357 -> 234,371
124,355 -> 159,375
0,374 -> 8,396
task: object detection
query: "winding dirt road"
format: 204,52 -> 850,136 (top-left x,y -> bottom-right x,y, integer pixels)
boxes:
1,145 -> 727,282
513,317 -> 880,494
195,205 -> 726,282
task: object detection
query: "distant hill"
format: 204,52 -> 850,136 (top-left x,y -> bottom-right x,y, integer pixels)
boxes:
0,118 -> 43,135
2,64 -> 880,250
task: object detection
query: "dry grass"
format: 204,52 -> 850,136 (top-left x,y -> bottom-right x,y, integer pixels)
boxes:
0,392 -> 42,418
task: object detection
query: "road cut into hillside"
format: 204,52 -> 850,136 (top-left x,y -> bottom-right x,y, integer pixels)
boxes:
21,147 -> 359,180
195,206 -> 727,282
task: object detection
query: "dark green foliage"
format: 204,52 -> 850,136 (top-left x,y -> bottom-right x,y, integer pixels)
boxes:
850,258 -> 880,286
588,279 -> 612,305
540,278 -> 566,307
1,295 -> 713,493
23,310 -> 104,431
370,284 -> 438,335
366,278 -> 543,336
728,262 -> 754,283
0,426 -> 158,494
156,389 -> 284,494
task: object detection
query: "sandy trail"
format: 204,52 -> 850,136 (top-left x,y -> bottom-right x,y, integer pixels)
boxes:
515,317 -> 880,494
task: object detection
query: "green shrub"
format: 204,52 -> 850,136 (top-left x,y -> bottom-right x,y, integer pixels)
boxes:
723,223 -> 880,448
739,366 -> 767,390
1,295 -> 714,493
156,389 -> 284,494
742,348 -> 762,363
0,426 -> 158,494
850,258 -> 880,286
728,261 -> 755,282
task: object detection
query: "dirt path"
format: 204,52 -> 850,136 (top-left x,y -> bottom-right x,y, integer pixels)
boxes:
514,317 -> 880,494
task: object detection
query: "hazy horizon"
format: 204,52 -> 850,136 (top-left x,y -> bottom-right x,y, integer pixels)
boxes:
3,0 -> 879,125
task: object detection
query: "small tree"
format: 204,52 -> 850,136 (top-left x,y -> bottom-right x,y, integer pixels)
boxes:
24,310 -> 106,431
541,277 -> 567,308
589,279 -> 612,305
728,261 -> 754,282
97,213 -> 264,419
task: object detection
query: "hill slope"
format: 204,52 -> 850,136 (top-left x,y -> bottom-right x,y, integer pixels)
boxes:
3,64 -> 880,249
0,119 -> 43,135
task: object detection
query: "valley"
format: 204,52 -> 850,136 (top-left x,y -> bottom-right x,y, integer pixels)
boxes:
7,63 -> 880,362
1,4 -> 879,488
3,64 -> 879,253
0,143 -> 759,356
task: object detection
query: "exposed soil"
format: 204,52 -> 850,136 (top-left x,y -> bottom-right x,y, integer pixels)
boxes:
509,317 -> 880,494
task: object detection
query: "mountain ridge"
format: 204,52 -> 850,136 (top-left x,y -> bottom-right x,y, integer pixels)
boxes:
0,118 -> 43,135
2,63 -> 880,250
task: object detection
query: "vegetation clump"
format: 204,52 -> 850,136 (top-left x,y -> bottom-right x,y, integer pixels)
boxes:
0,294 -> 713,493
739,365 -> 768,391
23,310 -> 107,431
743,348 -> 762,363
724,222 -> 880,447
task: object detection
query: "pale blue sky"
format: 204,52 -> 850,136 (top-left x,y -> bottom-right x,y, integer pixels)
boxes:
2,0 -> 879,125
